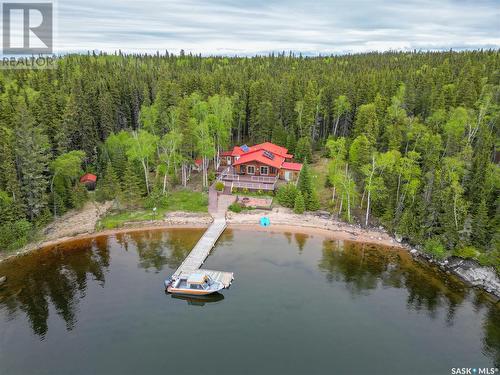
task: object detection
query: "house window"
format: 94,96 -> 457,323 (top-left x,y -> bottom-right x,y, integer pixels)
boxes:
270,167 -> 277,175
260,166 -> 269,175
247,166 -> 255,174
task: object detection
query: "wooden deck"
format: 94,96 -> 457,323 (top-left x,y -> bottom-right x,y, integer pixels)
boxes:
171,193 -> 234,288
218,166 -> 278,190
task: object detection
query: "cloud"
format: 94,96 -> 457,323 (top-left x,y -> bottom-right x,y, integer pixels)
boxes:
54,0 -> 500,55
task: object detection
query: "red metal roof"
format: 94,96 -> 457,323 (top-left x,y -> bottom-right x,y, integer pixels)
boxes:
80,173 -> 97,183
230,146 -> 245,157
249,142 -> 290,157
224,142 -> 293,159
233,150 -> 285,169
223,142 -> 296,170
282,162 -> 303,171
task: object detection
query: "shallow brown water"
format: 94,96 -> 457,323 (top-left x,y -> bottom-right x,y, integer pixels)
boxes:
0,228 -> 498,375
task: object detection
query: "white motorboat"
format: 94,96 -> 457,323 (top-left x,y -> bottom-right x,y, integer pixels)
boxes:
165,273 -> 225,296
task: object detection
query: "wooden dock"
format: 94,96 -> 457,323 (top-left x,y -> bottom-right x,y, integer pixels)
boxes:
172,217 -> 234,288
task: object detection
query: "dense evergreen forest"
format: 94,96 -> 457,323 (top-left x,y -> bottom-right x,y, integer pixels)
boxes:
0,50 -> 498,267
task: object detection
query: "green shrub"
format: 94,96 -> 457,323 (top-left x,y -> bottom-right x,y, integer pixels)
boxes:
242,188 -> 249,194
257,189 -> 263,196
478,250 -> 500,273
453,246 -> 480,259
229,203 -> 243,213
423,238 -> 447,260
71,183 -> 88,209
0,219 -> 32,251
307,190 -> 320,211
295,137 -> 312,162
215,181 -> 225,191
144,188 -> 168,209
276,183 -> 298,208
293,191 -> 305,214
208,171 -> 216,184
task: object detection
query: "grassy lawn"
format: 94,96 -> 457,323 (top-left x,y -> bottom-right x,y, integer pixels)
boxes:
164,190 -> 208,212
97,190 -> 208,230
98,210 -> 164,230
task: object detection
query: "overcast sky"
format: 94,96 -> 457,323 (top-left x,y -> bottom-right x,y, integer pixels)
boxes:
54,0 -> 499,55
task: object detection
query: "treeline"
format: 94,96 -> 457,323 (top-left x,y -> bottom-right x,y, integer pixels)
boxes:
0,50 -> 498,261
321,82 -> 498,265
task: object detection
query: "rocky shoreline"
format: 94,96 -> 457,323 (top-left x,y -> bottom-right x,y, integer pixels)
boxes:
407,247 -> 500,301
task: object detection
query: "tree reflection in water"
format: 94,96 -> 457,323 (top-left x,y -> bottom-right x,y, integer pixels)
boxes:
0,229 -> 205,339
125,228 -> 204,272
318,238 -> 500,366
0,236 -> 110,338
0,229 -> 498,367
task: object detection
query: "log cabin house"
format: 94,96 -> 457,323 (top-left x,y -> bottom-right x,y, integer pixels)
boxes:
218,142 -> 302,191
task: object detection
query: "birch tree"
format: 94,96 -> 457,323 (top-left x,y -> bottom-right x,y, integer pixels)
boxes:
332,95 -> 351,137
127,130 -> 158,194
207,95 -> 233,169
159,129 -> 182,194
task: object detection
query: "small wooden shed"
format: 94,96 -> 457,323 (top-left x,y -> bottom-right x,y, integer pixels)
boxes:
80,173 -> 97,190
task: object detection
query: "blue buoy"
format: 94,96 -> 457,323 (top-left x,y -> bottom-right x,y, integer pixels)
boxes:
260,216 -> 270,227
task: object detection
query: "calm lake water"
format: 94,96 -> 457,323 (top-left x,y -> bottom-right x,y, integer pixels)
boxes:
0,228 -> 498,375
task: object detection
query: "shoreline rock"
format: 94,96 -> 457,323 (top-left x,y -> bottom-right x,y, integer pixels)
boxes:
408,248 -> 500,301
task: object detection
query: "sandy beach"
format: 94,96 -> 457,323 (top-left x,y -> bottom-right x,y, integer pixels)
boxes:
0,204 -> 405,263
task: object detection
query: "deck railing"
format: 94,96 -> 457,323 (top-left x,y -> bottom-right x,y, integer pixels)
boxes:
221,173 -> 240,181
231,181 -> 276,191
221,172 -> 278,183
218,167 -> 233,181
250,175 -> 278,183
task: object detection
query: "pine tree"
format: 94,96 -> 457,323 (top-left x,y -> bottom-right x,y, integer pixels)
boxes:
71,183 -> 88,210
286,133 -> 297,154
294,191 -> 305,214
97,162 -> 121,202
307,189 -> 321,211
349,135 -> 372,180
472,199 -> 490,248
295,137 -> 312,163
0,127 -> 24,217
0,190 -> 16,224
98,90 -> 116,139
354,103 -> 379,143
297,162 -> 313,199
271,121 -> 287,147
15,98 -> 50,221
253,100 -> 275,142
123,160 -> 143,206
276,183 -> 298,208
57,93 -> 79,154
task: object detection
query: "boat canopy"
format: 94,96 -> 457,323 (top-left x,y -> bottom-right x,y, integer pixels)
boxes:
187,273 -> 208,284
